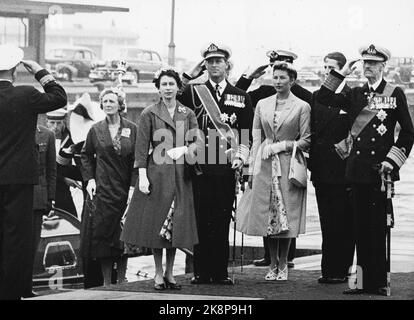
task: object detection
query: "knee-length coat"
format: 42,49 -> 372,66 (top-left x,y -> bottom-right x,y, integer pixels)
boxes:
238,93 -> 311,238
120,100 -> 202,249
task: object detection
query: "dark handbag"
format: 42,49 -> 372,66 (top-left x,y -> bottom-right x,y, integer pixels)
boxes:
79,196 -> 96,259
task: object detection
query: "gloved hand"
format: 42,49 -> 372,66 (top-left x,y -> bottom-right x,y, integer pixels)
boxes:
139,174 -> 150,195
246,64 -> 268,80
378,161 -> 394,174
127,187 -> 135,205
262,141 -> 287,160
167,146 -> 188,160
231,158 -> 243,170
186,60 -> 206,79
86,179 -> 96,199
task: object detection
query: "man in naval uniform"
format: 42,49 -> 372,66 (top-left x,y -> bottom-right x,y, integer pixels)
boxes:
317,44 -> 414,295
0,45 -> 67,299
178,43 -> 253,285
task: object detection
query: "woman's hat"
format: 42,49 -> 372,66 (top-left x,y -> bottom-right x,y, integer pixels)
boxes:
68,93 -> 106,144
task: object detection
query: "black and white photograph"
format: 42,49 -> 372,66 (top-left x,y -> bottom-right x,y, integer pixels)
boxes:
0,0 -> 413,308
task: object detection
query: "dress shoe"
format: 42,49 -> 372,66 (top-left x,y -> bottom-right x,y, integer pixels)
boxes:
318,276 -> 347,284
343,288 -> 365,295
154,282 -> 166,291
212,277 -> 234,285
190,276 -> 211,285
253,258 -> 270,267
287,261 -> 295,268
164,277 -> 182,290
22,291 -> 39,298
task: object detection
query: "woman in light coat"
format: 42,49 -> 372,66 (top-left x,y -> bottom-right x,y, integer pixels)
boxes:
240,62 -> 311,281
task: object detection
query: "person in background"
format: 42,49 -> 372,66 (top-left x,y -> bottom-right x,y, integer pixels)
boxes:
0,44 -> 67,300
23,125 -> 56,298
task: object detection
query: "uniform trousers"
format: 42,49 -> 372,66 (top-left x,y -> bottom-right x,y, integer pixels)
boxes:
55,180 -> 77,217
0,184 -> 33,300
193,172 -> 236,280
352,183 -> 387,290
314,182 -> 355,278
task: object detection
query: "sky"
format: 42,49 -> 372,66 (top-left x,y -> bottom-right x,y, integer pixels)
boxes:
27,0 -> 414,74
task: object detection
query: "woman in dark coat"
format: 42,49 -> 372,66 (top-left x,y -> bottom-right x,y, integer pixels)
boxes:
121,69 -> 202,290
81,87 -> 137,287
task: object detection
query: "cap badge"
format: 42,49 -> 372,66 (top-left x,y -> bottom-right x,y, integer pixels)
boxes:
367,44 -> 377,55
267,51 -> 279,59
207,43 -> 218,53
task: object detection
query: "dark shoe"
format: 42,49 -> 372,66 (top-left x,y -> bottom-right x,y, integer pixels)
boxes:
343,288 -> 365,295
318,276 -> 347,284
22,291 -> 39,298
164,277 -> 182,290
212,277 -> 234,285
287,261 -> 295,268
190,276 -> 211,285
253,258 -> 270,267
366,287 -> 389,296
154,282 -> 166,291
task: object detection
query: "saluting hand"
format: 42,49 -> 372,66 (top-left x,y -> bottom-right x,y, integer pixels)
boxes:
21,60 -> 43,75
246,64 -> 268,80
187,60 -> 206,79
339,59 -> 360,77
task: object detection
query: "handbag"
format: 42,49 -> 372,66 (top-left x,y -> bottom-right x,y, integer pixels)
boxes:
288,141 -> 308,188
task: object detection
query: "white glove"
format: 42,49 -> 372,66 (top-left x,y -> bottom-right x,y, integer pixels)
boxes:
231,158 -> 243,170
378,161 -> 394,174
262,141 -> 287,160
139,174 -> 150,194
167,146 -> 188,160
86,179 -> 96,199
127,187 -> 135,205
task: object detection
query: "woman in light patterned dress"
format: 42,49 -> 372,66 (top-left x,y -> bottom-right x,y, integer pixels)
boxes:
239,62 -> 311,281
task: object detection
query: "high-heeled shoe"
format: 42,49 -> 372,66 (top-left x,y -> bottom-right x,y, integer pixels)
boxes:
154,281 -> 166,290
276,265 -> 288,281
264,267 -> 278,281
164,277 -> 182,290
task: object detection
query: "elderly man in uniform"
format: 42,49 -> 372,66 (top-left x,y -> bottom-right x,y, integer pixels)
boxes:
179,43 -> 253,285
23,124 -> 56,298
233,50 -> 298,268
317,44 -> 414,295
47,108 -> 82,217
0,45 -> 67,300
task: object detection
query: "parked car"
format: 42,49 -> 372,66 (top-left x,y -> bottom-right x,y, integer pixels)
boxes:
89,47 -> 164,84
45,46 -> 98,82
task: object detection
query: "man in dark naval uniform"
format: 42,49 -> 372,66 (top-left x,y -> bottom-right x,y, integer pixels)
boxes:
317,44 -> 414,295
179,43 -> 253,285
0,45 -> 67,300
290,52 -> 355,284
233,50 -> 298,268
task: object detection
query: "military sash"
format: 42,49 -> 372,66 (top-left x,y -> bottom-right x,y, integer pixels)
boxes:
351,82 -> 396,139
193,84 -> 237,143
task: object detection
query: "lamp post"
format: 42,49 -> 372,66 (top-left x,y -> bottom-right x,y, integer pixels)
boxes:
168,0 -> 175,66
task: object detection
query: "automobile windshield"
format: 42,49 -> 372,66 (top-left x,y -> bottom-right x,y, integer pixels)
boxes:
47,49 -> 75,59
119,48 -> 144,59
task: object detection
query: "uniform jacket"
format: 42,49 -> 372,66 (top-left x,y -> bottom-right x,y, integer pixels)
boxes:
318,71 -> 414,183
178,80 -> 254,175
33,125 -> 56,211
0,70 -> 67,185
291,84 -> 350,184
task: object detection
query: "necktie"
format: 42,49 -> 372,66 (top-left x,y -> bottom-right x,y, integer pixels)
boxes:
215,83 -> 221,100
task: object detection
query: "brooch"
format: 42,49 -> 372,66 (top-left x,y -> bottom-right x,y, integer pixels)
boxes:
229,113 -> 237,125
177,106 -> 187,114
376,109 -> 388,122
220,112 -> 229,122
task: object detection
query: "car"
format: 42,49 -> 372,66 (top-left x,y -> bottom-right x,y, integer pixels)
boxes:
89,47 -> 164,84
45,46 -> 98,82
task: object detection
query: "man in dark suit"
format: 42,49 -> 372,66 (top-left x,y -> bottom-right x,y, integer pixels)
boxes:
23,125 -> 56,298
179,43 -> 253,285
317,44 -> 414,295
0,44 -> 67,300
290,52 -> 355,284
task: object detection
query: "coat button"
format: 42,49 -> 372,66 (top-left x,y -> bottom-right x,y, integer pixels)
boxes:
371,138 -> 376,142
373,124 -> 377,128
220,145 -> 224,148
357,137 -> 361,141
371,151 -> 376,155
206,143 -> 209,147
356,150 -> 360,155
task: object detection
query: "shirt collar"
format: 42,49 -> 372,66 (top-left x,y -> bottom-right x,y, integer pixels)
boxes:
369,78 -> 383,91
209,78 -> 227,91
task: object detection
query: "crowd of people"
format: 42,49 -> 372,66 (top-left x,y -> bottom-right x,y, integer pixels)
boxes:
0,41 -> 413,300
